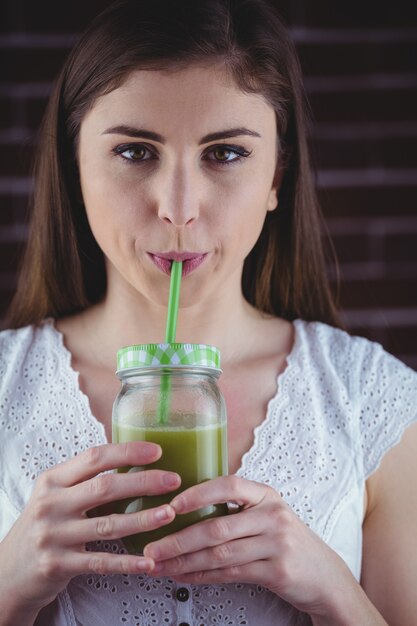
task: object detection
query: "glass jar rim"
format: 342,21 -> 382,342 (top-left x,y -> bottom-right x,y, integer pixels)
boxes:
116,364 -> 222,379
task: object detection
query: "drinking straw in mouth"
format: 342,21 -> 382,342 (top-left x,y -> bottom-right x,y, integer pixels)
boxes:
158,260 -> 182,424
165,260 -> 182,343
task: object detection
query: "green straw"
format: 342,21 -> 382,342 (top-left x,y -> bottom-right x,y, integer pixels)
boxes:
165,260 -> 182,343
158,261 -> 182,424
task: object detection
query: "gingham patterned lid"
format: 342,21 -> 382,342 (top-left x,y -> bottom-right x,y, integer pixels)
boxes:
117,343 -> 221,373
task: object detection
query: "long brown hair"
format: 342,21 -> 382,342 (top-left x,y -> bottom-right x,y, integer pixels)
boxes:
6,0 -> 341,328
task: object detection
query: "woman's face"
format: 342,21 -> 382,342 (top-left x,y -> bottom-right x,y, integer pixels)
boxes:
77,64 -> 279,307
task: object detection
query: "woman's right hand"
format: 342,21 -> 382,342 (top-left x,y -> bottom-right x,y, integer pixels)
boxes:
0,441 -> 180,620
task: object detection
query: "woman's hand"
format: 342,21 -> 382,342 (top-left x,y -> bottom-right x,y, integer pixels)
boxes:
143,476 -> 374,622
0,442 -> 180,620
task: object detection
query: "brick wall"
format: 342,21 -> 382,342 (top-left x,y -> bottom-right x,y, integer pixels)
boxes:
1,1 -> 417,367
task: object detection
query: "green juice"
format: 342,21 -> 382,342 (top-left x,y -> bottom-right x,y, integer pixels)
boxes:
113,421 -> 228,554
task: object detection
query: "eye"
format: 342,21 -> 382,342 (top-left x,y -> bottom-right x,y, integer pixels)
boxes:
212,147 -> 236,162
112,143 -> 155,162
204,144 -> 252,165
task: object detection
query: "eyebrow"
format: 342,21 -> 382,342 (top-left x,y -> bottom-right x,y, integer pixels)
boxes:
102,126 -> 165,143
102,125 -> 261,144
199,128 -> 261,144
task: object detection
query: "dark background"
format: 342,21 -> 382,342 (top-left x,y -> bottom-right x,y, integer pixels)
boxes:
1,1 -> 416,367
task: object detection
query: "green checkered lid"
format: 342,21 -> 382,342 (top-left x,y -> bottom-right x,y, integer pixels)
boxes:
117,342 -> 221,373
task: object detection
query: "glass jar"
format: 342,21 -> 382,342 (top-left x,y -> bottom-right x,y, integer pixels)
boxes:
112,342 -> 228,554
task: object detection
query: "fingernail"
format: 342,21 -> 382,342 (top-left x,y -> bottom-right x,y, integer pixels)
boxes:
170,496 -> 185,513
140,442 -> 162,459
137,558 -> 153,571
154,506 -> 171,521
128,441 -> 161,460
163,473 -> 180,487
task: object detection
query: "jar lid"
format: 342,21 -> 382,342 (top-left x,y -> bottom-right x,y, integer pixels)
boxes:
116,342 -> 221,373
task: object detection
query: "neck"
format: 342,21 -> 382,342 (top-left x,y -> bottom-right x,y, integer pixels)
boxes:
78,267 -> 266,370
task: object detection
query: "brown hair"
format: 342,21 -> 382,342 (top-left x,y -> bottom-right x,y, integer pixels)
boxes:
6,0 -> 341,328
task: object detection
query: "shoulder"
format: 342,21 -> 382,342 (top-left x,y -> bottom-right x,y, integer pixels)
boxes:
296,319 -> 417,478
295,318 -> 374,361
0,322 -> 37,352
0,323 -> 38,386
295,318 -> 417,428
0,318 -> 69,416
0,318 -> 56,351
0,319 -> 58,386
294,319 -> 415,386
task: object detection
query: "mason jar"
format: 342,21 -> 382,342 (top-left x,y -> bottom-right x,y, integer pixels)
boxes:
112,342 -> 228,554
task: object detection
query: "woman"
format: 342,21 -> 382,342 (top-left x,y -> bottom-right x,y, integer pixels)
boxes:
1,1 -> 416,624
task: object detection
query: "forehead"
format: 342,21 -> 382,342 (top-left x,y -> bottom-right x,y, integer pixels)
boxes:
81,63 -> 276,137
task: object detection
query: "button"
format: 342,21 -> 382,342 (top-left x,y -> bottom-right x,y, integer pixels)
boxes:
176,587 -> 190,602
178,623 -> 190,626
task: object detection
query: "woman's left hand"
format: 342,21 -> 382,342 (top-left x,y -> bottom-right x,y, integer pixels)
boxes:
143,475 -> 362,619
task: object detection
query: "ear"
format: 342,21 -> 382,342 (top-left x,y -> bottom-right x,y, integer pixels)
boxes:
266,165 -> 284,212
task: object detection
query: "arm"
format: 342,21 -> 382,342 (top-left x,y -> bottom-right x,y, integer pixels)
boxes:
361,421 -> 417,625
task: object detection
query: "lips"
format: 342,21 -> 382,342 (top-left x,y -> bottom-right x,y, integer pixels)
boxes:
148,251 -> 208,277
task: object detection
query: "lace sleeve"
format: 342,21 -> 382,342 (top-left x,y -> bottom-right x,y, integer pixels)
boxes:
353,339 -> 417,479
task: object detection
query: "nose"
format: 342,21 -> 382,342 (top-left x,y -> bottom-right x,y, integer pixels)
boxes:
157,162 -> 200,227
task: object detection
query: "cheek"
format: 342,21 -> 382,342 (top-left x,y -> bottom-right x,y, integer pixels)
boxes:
81,164 -> 120,211
220,177 -> 272,229
214,183 -> 271,264
80,164 -> 143,236
80,177 -> 132,257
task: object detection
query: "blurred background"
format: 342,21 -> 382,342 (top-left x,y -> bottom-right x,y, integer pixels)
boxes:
0,0 -> 416,367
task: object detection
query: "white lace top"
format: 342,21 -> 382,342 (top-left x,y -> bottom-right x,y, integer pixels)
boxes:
1,319 -> 416,626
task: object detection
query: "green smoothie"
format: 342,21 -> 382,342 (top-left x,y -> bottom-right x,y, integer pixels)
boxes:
113,421 -> 228,554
